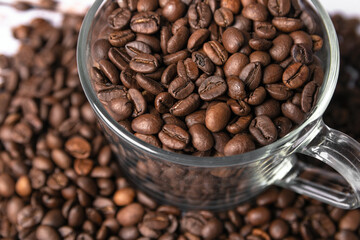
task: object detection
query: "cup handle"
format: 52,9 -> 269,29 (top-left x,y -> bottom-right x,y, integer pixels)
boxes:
276,118 -> 360,209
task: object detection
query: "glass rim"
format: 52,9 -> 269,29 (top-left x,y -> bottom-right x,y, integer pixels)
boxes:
77,0 -> 340,167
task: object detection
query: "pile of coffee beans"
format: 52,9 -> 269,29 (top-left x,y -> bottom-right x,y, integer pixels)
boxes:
91,0 -> 325,156
0,5 -> 359,240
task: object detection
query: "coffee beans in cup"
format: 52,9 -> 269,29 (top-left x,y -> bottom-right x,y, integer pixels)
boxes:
91,0 -> 325,156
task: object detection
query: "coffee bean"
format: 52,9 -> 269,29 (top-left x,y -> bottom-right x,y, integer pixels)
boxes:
108,30 -> 135,47
312,35 -> 323,52
250,51 -> 271,66
291,44 -> 313,65
0,173 -> 15,197
130,53 -> 159,74
163,50 -> 189,65
221,0 -> 241,14
155,92 -> 175,113
339,210 -> 360,231
203,41 -> 228,66
109,47 -> 129,71
108,97 -> 133,121
227,99 -> 252,116
290,31 -> 313,50
92,39 -> 112,62
192,51 -> 215,75
242,3 -> 268,21
240,62 -> 262,90
168,77 -> 195,100
263,64 -> 283,84
247,206 -> 271,226
244,86 -> 267,105
162,0 -> 186,22
130,11 -> 160,34
205,102 -> 231,132
113,187 -> 136,206
65,136 -> 91,159
131,114 -> 163,135
36,225 -> 61,240
265,83 -> 293,100
188,2 -> 212,29
274,116 -> 292,138
301,81 -> 318,113
15,176 -> 32,197
249,115 -> 278,145
255,99 -> 281,119
283,63 -> 309,89
201,218 -> 223,239
249,38 -> 272,51
188,29 -> 210,52
268,0 -> 291,17
254,21 -> 277,40
136,73 -> 164,95
227,76 -> 247,100
222,27 -> 245,54
214,7 -> 234,27
127,88 -> 147,117
281,101 -> 305,124
167,26 -> 189,54
108,8 -> 132,30
272,17 -> 304,32
199,76 -> 227,101
99,59 -> 120,85
17,205 -> 44,228
226,114 -> 253,134
158,124 -> 190,150
269,34 -> 293,62
137,0 -> 158,12
189,124 -> 214,151
224,53 -> 249,77
224,133 -> 255,156
125,41 -> 152,58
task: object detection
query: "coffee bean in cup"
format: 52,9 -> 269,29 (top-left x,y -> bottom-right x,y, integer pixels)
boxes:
91,0 -> 325,156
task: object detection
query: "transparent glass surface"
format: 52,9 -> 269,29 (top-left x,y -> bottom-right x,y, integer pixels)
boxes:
77,0 -> 360,210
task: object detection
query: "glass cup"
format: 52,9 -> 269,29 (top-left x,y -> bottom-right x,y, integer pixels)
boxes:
77,0 -> 360,210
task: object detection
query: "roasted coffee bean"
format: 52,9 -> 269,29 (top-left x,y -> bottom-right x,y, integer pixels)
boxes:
265,83 -> 293,100
109,47 -> 129,71
228,99 -> 251,116
93,39 -> 112,62
242,3 -> 268,22
254,21 -> 277,40
108,30 -> 135,47
162,113 -> 187,129
263,64 -> 283,84
227,76 -> 247,100
108,97 -> 133,121
272,17 -> 304,32
224,53 -> 249,77
255,99 -> 281,119
222,27 -> 245,54
244,86 -> 267,105
281,101 -> 305,124
130,11 -> 161,34
221,0 -> 241,14
188,29 -> 211,52
203,41 -> 229,66
233,14 -> 252,32
290,31 -> 313,50
113,187 -> 136,206
99,59 -> 120,85
249,38 -> 272,51
224,133 -> 255,156
291,44 -> 313,65
268,0 -> 291,17
214,7 -> 234,27
131,114 -> 163,134
128,88 -> 147,117
172,17 -> 188,35
161,64 -> 177,87
249,115 -> 278,145
0,173 -> 15,197
240,62 -> 262,90
130,53 -> 159,74
312,35 -> 324,52
199,76 -> 227,101
250,51 -> 271,66
188,2 -> 212,29
269,34 -> 293,62
154,92 -> 175,113
192,51 -> 215,75
158,124 -> 190,150
168,77 -> 195,100
120,67 -> 140,89
137,0 -> 158,12
205,102 -> 231,132
185,110 -> 206,128
189,124 -> 214,151
167,26 -> 189,54
160,26 -> 171,55
274,116 -> 292,138
135,133 -> 162,148
301,81 -> 318,113
162,0 -> 186,22
136,73 -> 164,95
283,63 -> 310,89
108,8 -> 132,30
125,41 -> 152,58
226,114 -> 253,134
170,93 -> 201,117
163,50 -> 189,65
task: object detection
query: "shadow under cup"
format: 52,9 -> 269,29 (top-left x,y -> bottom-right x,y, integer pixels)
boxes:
77,0 -> 360,210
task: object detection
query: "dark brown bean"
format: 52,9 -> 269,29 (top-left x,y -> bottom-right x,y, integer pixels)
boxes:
108,8 -> 132,30
199,76 -> 227,101
281,101 -> 305,124
226,114 -> 253,134
188,29 -> 210,52
158,124 -> 190,150
108,30 -> 136,47
130,11 -> 161,34
192,51 -> 215,75
168,77 -> 195,100
265,83 -> 293,100
188,2 -> 212,29
224,133 -> 255,156
203,41 -> 229,66
205,102 -> 231,132
272,17 -> 304,32
136,73 -> 164,95
283,63 -> 310,89
131,114 -> 163,134
240,62 -> 262,91
249,115 -> 278,145
167,26 -> 189,54
189,124 -> 214,151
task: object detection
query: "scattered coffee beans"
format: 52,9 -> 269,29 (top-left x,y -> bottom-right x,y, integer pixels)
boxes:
91,0 -> 325,156
0,4 -> 359,240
